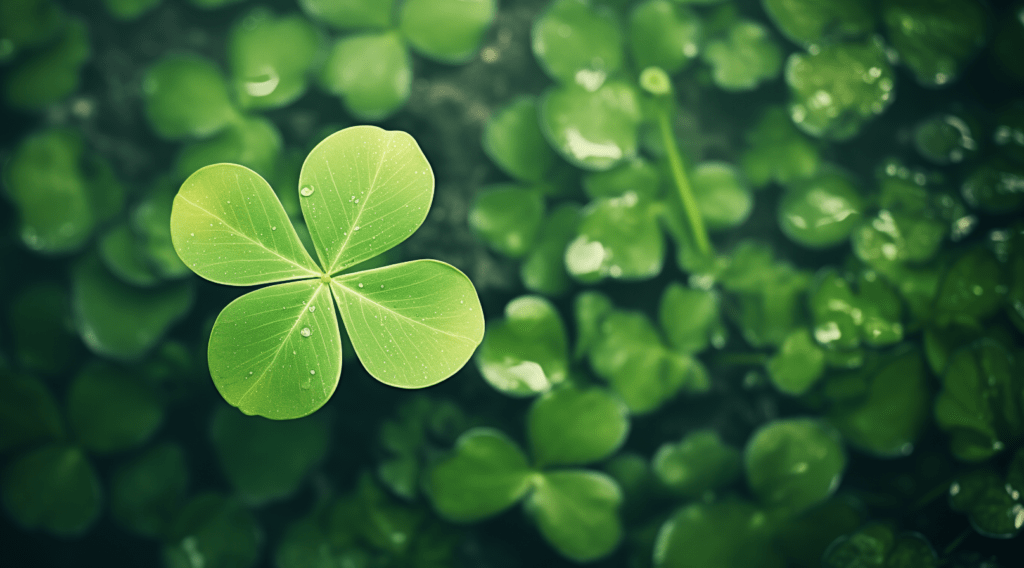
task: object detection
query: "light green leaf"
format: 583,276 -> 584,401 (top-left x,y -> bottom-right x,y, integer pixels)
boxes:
299,126 -> 432,275
528,385 -> 629,468
565,191 -> 664,282
171,163 -> 320,286
762,0 -> 874,46
332,260 -> 484,389
132,177 -> 192,280
469,184 -> 545,258
297,0 -> 393,30
428,428 -> 534,522
778,171 -> 864,248
142,54 -> 237,140
539,80 -> 641,171
66,361 -> 163,453
532,0 -> 623,88
1,445 -> 101,536
525,470 -> 622,562
211,404 -> 329,505
476,295 -> 568,397
690,161 -> 753,230
110,443 -> 189,538
583,157 -> 662,199
653,500 -> 782,568
766,328 -> 826,396
702,20 -> 782,92
629,0 -> 701,74
521,204 -> 581,296
175,115 -> 283,181
658,282 -> 723,354
742,107 -> 821,188
228,9 -> 321,110
483,96 -> 556,183
319,32 -> 411,121
399,0 -> 496,64
745,418 -> 847,515
72,255 -> 193,361
652,429 -> 741,497
209,279 -> 341,420
99,223 -> 159,287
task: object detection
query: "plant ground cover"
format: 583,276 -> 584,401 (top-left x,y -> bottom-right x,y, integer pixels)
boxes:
2,0 -> 1024,567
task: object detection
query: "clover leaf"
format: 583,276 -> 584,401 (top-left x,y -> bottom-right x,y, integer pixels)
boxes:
822,523 -> 939,568
475,295 -> 569,397
565,190 -> 664,282
170,126 -> 485,419
399,0 -> 497,64
228,9 -> 320,111
532,0 -> 623,89
110,443 -> 189,538
881,0 -> 988,87
777,171 -> 863,249
949,450 -> 1024,538
741,107 -> 821,188
319,31 -> 411,121
483,96 -> 557,184
298,0 -> 393,30
628,0 -> 702,75
653,499 -> 783,568
652,428 -> 741,497
701,20 -> 782,92
762,0 -> 874,47
1,444 -> 102,536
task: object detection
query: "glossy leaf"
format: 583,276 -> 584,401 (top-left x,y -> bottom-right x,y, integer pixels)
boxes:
539,80 -> 641,171
476,295 -> 568,397
767,328 -> 826,396
719,242 -> 811,347
469,185 -> 545,258
525,470 -> 622,563
961,158 -> 1024,214
528,385 -> 629,468
110,443 -> 189,538
742,107 -> 821,188
653,500 -> 783,568
881,0 -> 988,87
209,279 -> 340,420
658,282 -> 723,354
933,248 -> 1007,327
690,161 -> 753,230
211,404 -> 329,505
163,493 -> 261,568
1,445 -> 101,536
142,54 -> 236,140
629,0 -> 701,74
399,0 -> 496,64
298,0 -> 393,29
428,428 -> 534,522
745,418 -> 846,515
332,260 -> 484,389
72,255 -> 193,361
299,126 -> 432,274
521,204 -> 581,296
652,429 -> 741,497
67,361 -> 163,453
176,115 -> 283,181
532,0 -> 623,89
228,9 -> 320,110
172,163 -> 318,286
319,32 -> 411,121
914,113 -> 979,165
565,191 -> 663,282
762,0 -> 874,46
701,20 -> 782,92
482,96 -> 556,183
778,171 -> 863,248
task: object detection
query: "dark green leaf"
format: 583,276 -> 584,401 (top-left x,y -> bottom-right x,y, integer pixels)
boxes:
67,361 -> 163,453
0,373 -> 64,453
110,443 -> 189,537
528,385 -> 629,468
653,500 -> 783,568
1,445 -> 101,536
469,185 -> 545,258
483,96 -> 556,183
652,429 -> 741,497
163,493 -> 261,568
524,469 -> 622,562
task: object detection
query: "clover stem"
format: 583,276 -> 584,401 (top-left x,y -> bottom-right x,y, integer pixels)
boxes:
657,110 -> 712,257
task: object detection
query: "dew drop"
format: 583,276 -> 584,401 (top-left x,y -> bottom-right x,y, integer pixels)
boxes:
308,306 -> 316,312
272,226 -> 277,231
249,371 -> 253,375
190,233 -> 195,237
380,285 -> 384,289
358,283 -> 364,288
354,198 -> 359,204
309,370 -> 316,375
300,185 -> 315,197
353,225 -> 360,231
300,327 -> 312,337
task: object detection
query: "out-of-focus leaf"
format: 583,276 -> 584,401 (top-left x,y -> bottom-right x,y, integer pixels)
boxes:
933,248 -> 1007,327
767,328 -> 826,396
525,470 -> 622,562
702,20 -> 782,92
476,295 -> 569,397
539,80 -> 641,171
653,499 -> 783,568
297,0 -> 393,30
4,17 -> 89,110
528,385 -> 629,468
228,9 -> 320,110
881,0 -> 988,87
762,0 -> 874,46
110,443 -> 188,538
778,171 -> 863,249
1,445 -> 101,536
652,429 -> 741,497
163,493 -> 261,568
949,461 -> 1024,538
483,96 -> 556,183
629,0 -> 701,74
0,373 -> 64,453
522,204 -> 581,296
67,361 -> 163,454
319,31 -> 411,121
914,113 -> 979,165
7,282 -> 80,374
469,185 -> 545,258
532,0 -> 623,89
690,162 -> 753,230
658,282 -> 723,354
399,0 -> 496,64
741,107 -> 821,188
961,158 -> 1024,214
565,191 -> 663,282
584,158 -> 661,199
142,54 -> 237,140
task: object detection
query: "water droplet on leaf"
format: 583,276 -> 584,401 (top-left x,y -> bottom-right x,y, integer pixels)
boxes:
300,185 -> 315,197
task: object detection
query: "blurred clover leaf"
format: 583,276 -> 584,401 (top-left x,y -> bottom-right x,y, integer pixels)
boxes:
628,0 -> 702,75
742,107 -> 821,188
4,17 -> 89,110
653,499 -> 784,568
476,295 -> 569,397
298,0 -> 393,30
521,204 -> 580,296
785,40 -> 896,140
822,523 -> 938,568
652,428 -> 741,498
66,361 -> 164,454
0,372 -> 64,453
399,0 -> 497,64
176,115 -> 283,181
658,282 -> 725,355
777,171 -> 863,249
110,443 -> 189,538
428,385 -> 628,562
532,0 -> 623,89
1,444 -> 102,536
540,80 -> 642,171
762,0 -> 874,46
170,125 -> 485,419
881,0 -> 988,87
469,184 -> 545,258
143,53 -> 238,140
564,190 -> 663,282
766,328 -> 825,396
914,113 -> 979,165
319,31 -> 411,121
102,0 -> 161,21
701,20 -> 782,92
949,450 -> 1024,538
228,9 -> 321,111
483,96 -> 557,183
162,493 -> 261,568
690,161 -> 753,230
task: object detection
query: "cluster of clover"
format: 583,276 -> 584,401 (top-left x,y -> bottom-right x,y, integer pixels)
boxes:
3,0 -> 1024,567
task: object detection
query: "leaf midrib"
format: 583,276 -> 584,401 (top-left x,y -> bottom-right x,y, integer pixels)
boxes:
334,278 -> 478,343
325,143 -> 389,273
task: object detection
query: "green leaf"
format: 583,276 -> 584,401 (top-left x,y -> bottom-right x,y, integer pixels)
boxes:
741,107 -> 821,188
482,96 -> 556,183
427,428 -> 534,522
773,497 -> 865,568
171,163 -> 319,286
881,0 -> 988,87
934,248 -> 1007,327
7,282 -> 81,374
913,113 -> 979,165
653,500 -> 783,568
719,242 -> 811,347
809,270 -> 863,351
67,361 -> 163,453
103,0 -> 162,20
228,9 -> 320,110
298,126 -> 432,274
132,178 -> 192,280
574,291 -> 614,360
209,279 -> 341,420
851,209 -> 946,273
539,80 -> 641,171
528,385 -> 629,468
142,54 -> 237,140
1,445 -> 101,535
658,282 -> 723,354
762,0 -> 874,46
0,373 -> 64,453
476,295 -> 568,397
110,443 -> 189,538
589,311 -> 708,414
0,0 -> 66,57
690,161 -> 753,230
163,493 -> 261,568
275,516 -> 335,568
469,185 -> 545,258
767,328 -> 826,396
565,191 -> 663,282
319,32 -> 411,121
584,157 -> 662,199
99,223 -> 159,287
960,157 -> 1024,214
4,17 -> 90,110
521,204 -> 581,296
399,0 -> 496,64
72,255 -> 193,361
211,404 -> 328,505
652,429 -> 741,497
332,260 -> 484,389
830,351 -> 929,457
525,470 -> 622,562
176,115 -> 283,181
297,0 -> 393,29
785,40 -> 896,140
778,171 -> 863,248
532,0 -> 623,88
702,20 -> 782,92
745,418 -> 846,515
629,0 -> 701,74
935,340 -> 1023,462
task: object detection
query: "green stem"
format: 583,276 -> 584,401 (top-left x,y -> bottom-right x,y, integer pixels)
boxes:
657,110 -> 712,257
